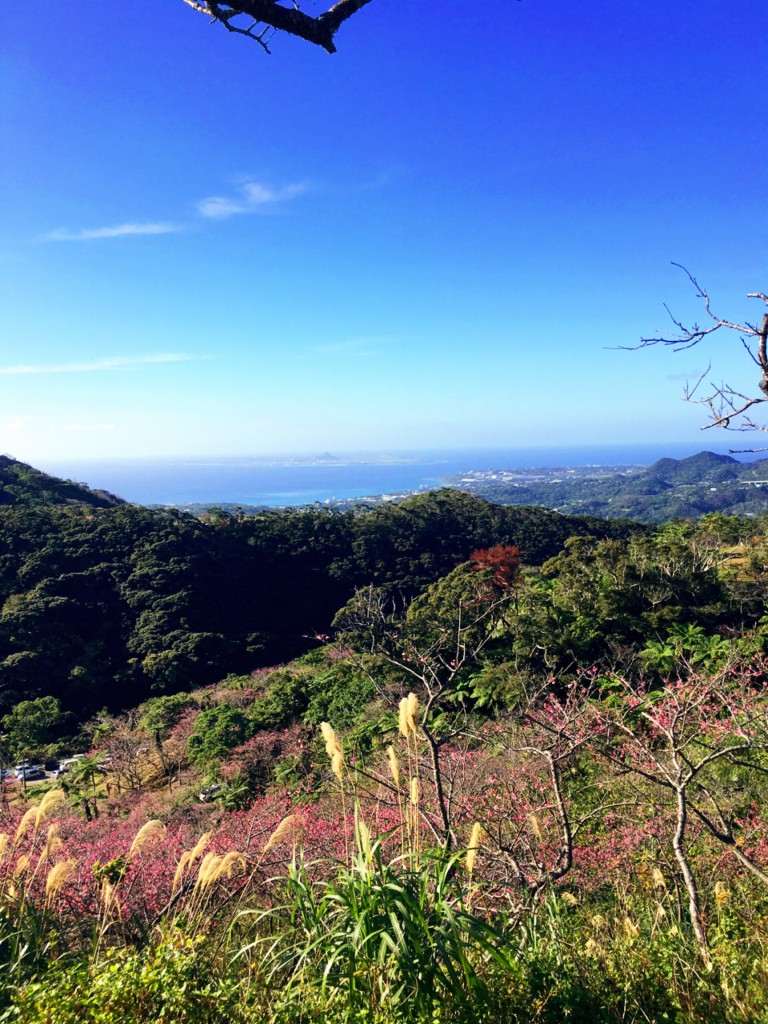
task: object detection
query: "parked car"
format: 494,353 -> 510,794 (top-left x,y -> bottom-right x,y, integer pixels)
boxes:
18,767 -> 45,782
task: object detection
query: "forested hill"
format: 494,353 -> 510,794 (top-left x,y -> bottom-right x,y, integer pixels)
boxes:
0,455 -> 125,509
644,450 -> 739,482
0,484 -> 640,718
453,450 -> 768,522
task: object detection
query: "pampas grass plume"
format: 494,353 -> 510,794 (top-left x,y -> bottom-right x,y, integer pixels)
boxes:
214,851 -> 247,881
406,692 -> 419,734
172,830 -> 212,895
398,698 -> 410,738
37,788 -> 66,820
100,878 -> 115,908
196,851 -> 246,890
14,808 -> 39,846
387,746 -> 400,788
527,813 -> 543,842
466,822 -> 483,877
45,858 -> 77,899
195,852 -> 218,890
263,815 -> 298,855
320,722 -> 341,759
129,819 -> 166,856
409,777 -> 420,807
13,854 -> 30,877
43,823 -> 63,862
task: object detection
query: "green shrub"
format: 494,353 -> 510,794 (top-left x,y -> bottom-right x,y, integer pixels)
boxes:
238,823 -> 511,1023
6,937 -> 249,1024
187,704 -> 252,768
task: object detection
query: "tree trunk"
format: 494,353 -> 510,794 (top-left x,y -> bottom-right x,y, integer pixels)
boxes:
673,786 -> 711,968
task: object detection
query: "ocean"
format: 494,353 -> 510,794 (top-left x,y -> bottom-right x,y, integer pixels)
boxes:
35,442 -> 757,508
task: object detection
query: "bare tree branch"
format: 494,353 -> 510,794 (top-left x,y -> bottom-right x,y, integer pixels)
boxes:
181,0 -> 376,53
623,264 -> 768,449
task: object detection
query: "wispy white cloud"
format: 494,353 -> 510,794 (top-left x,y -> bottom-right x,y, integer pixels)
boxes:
197,180 -> 308,219
0,354 -> 193,375
39,179 -> 308,240
42,222 -> 182,242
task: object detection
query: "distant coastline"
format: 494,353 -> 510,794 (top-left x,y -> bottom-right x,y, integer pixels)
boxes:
36,443 -> 762,509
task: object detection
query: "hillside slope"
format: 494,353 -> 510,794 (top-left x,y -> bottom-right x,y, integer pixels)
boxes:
0,456 -> 125,509
0,484 -> 640,717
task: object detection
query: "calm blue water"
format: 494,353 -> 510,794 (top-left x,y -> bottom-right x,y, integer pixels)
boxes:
38,443 -> 755,507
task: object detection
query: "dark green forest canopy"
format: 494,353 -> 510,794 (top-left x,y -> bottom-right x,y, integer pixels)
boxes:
0,483 -> 639,719
0,456 -> 124,509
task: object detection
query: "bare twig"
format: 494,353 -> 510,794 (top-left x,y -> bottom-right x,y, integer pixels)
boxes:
623,264 -> 768,448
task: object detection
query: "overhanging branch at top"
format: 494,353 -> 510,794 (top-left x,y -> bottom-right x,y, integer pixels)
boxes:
181,0 -> 376,53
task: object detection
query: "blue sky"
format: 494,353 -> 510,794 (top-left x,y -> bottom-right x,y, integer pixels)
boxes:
1,0 -> 765,464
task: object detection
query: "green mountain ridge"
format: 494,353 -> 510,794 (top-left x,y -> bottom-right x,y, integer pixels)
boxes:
0,461 -> 638,718
0,455 -> 125,509
454,450 -> 768,523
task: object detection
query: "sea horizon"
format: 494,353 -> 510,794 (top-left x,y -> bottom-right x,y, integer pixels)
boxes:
34,442 -> 763,508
